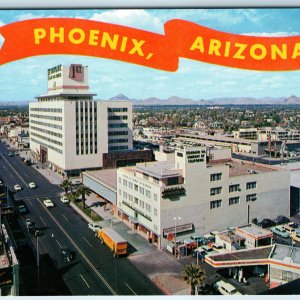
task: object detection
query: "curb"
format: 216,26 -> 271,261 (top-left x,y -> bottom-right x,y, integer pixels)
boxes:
152,277 -> 172,295
69,202 -> 93,223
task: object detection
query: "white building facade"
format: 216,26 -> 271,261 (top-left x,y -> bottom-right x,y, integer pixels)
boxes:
29,64 -> 132,175
117,146 -> 290,249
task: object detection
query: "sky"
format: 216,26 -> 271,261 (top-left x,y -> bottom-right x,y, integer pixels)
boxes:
1,8 -> 300,102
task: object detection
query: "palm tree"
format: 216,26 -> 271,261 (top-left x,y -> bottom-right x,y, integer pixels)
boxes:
76,184 -> 91,210
182,263 -> 206,295
60,179 -> 72,195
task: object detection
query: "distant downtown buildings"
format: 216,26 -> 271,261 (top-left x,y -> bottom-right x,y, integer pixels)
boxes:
29,64 -> 133,176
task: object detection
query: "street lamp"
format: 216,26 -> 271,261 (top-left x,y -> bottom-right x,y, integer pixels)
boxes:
173,216 -> 181,258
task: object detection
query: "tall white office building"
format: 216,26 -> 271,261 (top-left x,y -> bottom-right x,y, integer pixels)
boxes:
29,64 -> 132,175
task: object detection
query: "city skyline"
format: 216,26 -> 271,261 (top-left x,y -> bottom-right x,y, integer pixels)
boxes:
1,8 -> 300,102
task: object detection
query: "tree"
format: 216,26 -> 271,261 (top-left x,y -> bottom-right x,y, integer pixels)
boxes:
60,179 -> 73,195
182,263 -> 206,295
76,184 -> 91,210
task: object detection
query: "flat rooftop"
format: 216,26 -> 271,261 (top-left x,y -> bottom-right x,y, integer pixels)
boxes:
83,169 -> 117,190
236,224 -> 273,239
207,245 -> 273,262
134,161 -> 181,179
271,244 -> 300,265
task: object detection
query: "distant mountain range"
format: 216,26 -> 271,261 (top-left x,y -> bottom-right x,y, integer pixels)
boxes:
1,95 -> 300,106
108,94 -> 300,106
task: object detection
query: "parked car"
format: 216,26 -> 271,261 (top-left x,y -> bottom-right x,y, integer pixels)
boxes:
25,218 -> 34,228
214,280 -> 242,295
14,184 -> 22,191
191,235 -> 208,245
28,182 -> 36,189
258,218 -> 276,228
88,222 -> 102,232
61,248 -> 75,263
291,229 -> 300,243
43,199 -> 54,208
16,203 -> 28,215
271,226 -> 290,238
8,152 -> 14,157
274,215 -> 290,225
60,196 -> 70,204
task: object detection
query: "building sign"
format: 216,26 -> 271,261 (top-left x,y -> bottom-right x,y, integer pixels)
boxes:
48,64 -> 62,80
186,150 -> 204,163
163,223 -> 193,237
69,64 -> 83,81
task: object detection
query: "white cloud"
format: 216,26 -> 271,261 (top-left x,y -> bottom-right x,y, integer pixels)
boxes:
243,32 -> 299,37
0,20 -> 5,26
153,75 -> 168,81
90,10 -> 164,33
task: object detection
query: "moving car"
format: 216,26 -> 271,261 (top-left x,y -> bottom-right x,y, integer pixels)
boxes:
14,184 -> 22,191
16,203 -> 28,215
271,225 -> 290,238
61,248 -> 75,263
88,222 -> 102,232
60,195 -> 69,204
8,152 -> 14,157
291,229 -> 300,243
28,182 -> 36,189
43,199 -> 54,208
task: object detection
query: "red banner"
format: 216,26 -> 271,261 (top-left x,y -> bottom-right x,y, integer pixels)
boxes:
1,18 -> 300,71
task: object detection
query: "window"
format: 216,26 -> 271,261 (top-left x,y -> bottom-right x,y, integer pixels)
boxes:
154,208 -> 158,216
145,203 -> 151,212
210,200 -> 222,209
167,177 -> 179,186
123,191 -> 127,199
246,194 -> 257,202
143,174 -> 149,180
229,184 -> 241,193
153,177 -> 159,184
128,182 -> 133,189
119,189 -> 122,196
210,173 -> 222,181
134,184 -> 138,191
146,190 -> 151,198
154,193 -> 158,201
139,187 -> 144,195
229,197 -> 240,205
246,182 -> 257,190
210,187 -> 222,196
123,179 -> 127,187
139,200 -> 144,209
128,194 -> 133,201
134,197 -> 138,204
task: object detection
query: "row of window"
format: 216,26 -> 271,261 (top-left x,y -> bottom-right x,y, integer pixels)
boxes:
210,182 -> 257,196
210,194 -> 257,209
31,126 -> 62,138
30,119 -> 62,130
120,190 -> 157,215
108,131 -> 128,136
30,114 -> 62,122
108,115 -> 128,120
108,123 -> 128,128
120,178 -> 158,200
108,145 -> 128,151
31,132 -> 62,146
108,138 -> 128,144
31,137 -> 63,154
30,108 -> 62,113
108,107 -> 128,112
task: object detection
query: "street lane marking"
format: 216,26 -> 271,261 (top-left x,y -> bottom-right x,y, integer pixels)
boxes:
61,214 -> 69,222
39,217 -> 46,226
27,201 -> 33,207
39,201 -> 116,295
83,237 -> 93,248
125,283 -> 137,295
80,274 -> 90,289
0,153 -> 28,187
56,239 -> 62,248
15,193 -> 61,201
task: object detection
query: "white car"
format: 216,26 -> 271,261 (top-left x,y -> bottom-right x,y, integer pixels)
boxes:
28,182 -> 36,189
88,222 -> 102,232
14,184 -> 22,191
43,199 -> 54,208
60,195 -> 69,204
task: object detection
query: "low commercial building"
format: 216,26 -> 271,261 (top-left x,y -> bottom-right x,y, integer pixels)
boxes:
117,146 -> 290,248
0,224 -> 19,296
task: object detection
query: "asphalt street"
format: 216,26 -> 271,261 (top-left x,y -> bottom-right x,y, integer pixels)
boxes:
0,140 -> 163,296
